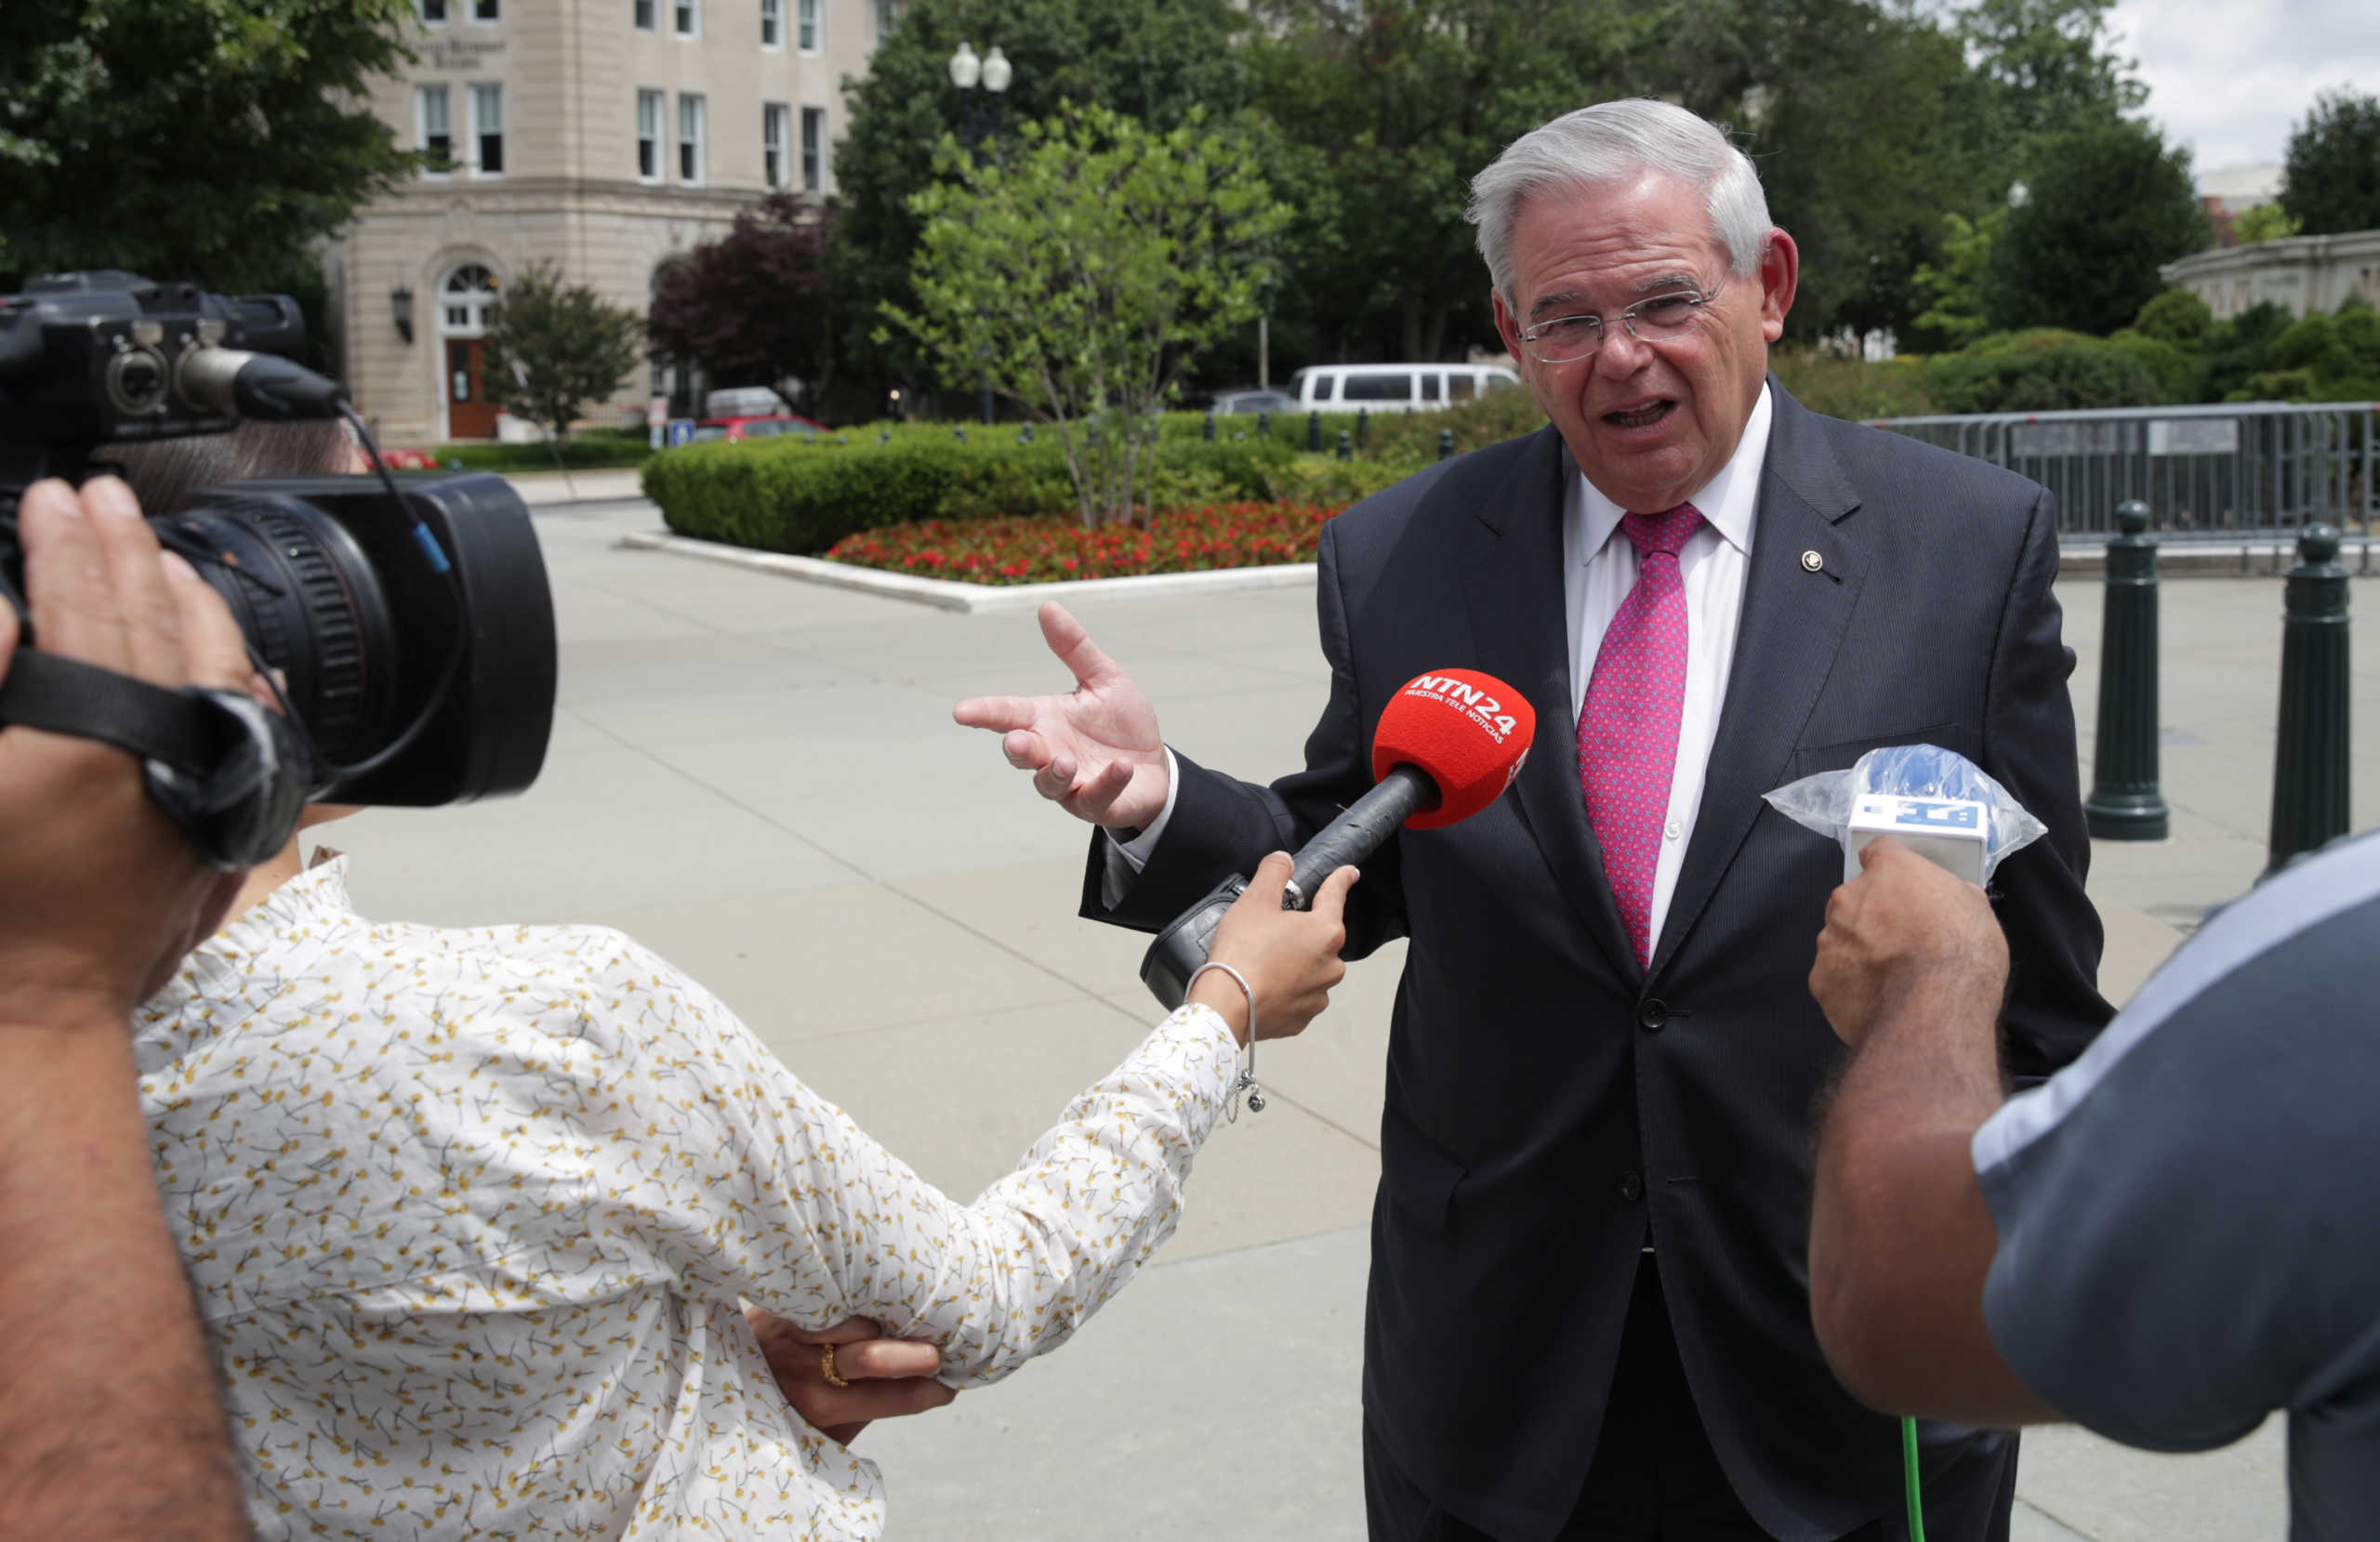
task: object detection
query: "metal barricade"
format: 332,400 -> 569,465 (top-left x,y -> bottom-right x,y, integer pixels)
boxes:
1873,402 -> 2378,547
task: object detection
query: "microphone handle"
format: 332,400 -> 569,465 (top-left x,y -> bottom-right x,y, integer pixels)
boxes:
1283,763 -> 1435,910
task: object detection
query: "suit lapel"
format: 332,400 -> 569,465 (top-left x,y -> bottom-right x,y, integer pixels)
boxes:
1460,427 -> 1640,983
1651,387 -> 1869,982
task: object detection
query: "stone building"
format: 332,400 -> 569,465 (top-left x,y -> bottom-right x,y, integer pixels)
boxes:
2161,229 -> 2380,322
326,0 -> 894,442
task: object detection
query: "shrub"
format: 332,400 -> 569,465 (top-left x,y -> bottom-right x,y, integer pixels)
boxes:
1921,331 -> 2162,412
2132,289 -> 2215,348
1768,349 -> 1938,420
642,428 -> 1293,554
824,502 -> 1346,584
2107,329 -> 2198,402
1269,455 -> 1428,505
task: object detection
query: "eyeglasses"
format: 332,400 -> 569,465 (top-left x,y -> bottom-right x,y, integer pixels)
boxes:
1514,286 -> 1715,364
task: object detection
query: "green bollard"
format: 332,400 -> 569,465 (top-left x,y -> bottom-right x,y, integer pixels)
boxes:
1336,428 -> 1353,461
1307,411 -> 1322,453
2085,502 -> 2170,840
2267,523 -> 2352,874
1356,408 -> 1369,449
1438,428 -> 1456,461
1203,411 -> 1215,442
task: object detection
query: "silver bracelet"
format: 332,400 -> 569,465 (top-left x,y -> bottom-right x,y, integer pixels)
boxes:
1185,960 -> 1265,1119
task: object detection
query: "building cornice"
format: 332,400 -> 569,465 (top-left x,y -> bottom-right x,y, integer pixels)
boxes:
2162,228 -> 2380,284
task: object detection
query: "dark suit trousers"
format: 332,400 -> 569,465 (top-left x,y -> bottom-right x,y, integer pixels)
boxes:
1363,1256 -> 2017,1542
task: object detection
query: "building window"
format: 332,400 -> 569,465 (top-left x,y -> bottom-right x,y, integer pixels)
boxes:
678,93 -> 705,184
417,85 -> 454,176
875,1 -> 901,44
633,0 -> 654,28
637,89 -> 663,181
442,263 -> 500,334
800,105 -> 825,193
763,103 -> 790,190
470,82 -> 504,176
419,0 -> 448,23
798,0 -> 820,50
673,0 -> 697,36
760,0 -> 782,47
470,0 -> 497,19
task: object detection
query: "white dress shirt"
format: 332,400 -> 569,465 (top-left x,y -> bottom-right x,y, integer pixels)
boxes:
1113,385 -> 1773,961
136,858 -> 1241,1540
1566,383 -> 1770,957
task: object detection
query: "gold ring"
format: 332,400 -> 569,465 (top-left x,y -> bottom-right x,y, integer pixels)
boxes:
820,1342 -> 850,1389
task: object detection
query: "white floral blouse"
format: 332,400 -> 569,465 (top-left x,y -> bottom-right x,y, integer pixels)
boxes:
133,859 -> 1240,1540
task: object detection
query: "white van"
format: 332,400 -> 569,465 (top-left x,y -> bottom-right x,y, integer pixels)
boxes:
1287,362 -> 1523,414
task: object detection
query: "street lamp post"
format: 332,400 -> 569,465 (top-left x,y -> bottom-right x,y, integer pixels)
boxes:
950,42 -> 1012,426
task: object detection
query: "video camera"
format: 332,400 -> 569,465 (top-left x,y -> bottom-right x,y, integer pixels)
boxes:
0,270 -> 555,861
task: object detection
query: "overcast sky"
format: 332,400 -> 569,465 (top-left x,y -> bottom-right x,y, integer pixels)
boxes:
2108,0 -> 2379,176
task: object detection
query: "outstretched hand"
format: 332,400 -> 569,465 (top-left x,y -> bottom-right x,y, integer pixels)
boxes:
952,601 -> 1170,832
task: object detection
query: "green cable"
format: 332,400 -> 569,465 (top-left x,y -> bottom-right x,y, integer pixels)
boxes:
1901,1416 -> 1925,1542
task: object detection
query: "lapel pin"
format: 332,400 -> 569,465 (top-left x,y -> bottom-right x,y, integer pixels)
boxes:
1800,549 -> 1825,573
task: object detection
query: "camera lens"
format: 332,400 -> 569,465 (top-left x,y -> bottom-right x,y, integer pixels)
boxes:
159,494 -> 400,764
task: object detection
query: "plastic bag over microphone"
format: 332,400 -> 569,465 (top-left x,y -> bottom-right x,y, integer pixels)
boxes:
1762,744 -> 2046,886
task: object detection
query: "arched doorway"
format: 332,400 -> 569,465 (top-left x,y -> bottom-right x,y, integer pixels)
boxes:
438,262 -> 501,440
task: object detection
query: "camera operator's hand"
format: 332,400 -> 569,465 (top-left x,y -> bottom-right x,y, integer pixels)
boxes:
0,476 -> 253,1025
0,476 -> 256,1541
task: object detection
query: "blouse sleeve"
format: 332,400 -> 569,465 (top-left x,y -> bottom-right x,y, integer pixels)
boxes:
575,937 -> 1241,1384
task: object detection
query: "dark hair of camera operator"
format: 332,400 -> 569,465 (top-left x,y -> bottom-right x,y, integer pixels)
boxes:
105,418 -> 355,521
113,432 -> 1360,1537
0,476 -> 256,1542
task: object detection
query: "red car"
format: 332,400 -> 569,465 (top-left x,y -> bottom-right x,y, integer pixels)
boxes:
689,414 -> 826,443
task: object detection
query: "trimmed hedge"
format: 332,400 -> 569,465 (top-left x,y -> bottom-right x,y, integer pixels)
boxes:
1920,330 -> 2162,413
642,429 -> 1295,554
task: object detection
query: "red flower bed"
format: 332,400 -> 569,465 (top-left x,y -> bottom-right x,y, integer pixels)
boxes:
825,501 -> 1349,585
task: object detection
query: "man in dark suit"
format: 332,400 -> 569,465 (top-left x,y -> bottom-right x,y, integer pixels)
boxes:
956,99 -> 2110,1541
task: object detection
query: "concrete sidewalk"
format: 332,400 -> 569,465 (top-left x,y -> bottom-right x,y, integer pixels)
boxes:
322,490 -> 2362,1538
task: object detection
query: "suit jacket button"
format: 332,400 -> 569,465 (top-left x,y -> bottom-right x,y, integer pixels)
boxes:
1638,997 -> 1668,1033
1620,1170 -> 1645,1202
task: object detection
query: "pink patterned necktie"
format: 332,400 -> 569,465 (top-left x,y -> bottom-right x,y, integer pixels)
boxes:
1577,504 -> 1704,969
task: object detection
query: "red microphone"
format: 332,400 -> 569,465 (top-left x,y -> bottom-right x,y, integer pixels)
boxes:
1280,667 -> 1536,905
1141,668 -> 1535,1008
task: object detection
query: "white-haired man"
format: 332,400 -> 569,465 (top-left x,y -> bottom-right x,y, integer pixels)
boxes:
959,99 -> 2110,1540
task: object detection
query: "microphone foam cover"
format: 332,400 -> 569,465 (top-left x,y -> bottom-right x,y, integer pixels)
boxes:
1372,669 -> 1536,830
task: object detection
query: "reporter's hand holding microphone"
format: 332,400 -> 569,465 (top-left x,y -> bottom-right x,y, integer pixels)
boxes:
1191,850 -> 1361,1048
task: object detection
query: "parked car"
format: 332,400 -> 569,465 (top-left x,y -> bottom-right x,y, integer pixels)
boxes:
1286,362 -> 1523,414
1206,388 -> 1297,416
688,414 -> 826,443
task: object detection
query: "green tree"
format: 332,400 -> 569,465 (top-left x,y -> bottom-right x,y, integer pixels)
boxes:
0,0 -> 417,294
483,264 -> 645,445
1909,209 -> 2004,349
2230,203 -> 2304,244
828,0 -> 1249,394
1242,0 -> 1638,363
1986,117 -> 2206,334
1673,0 -> 1979,346
2279,88 -> 2380,236
888,105 -> 1289,528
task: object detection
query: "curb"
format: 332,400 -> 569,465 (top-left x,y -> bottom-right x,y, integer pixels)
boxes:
616,530 -> 1321,613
